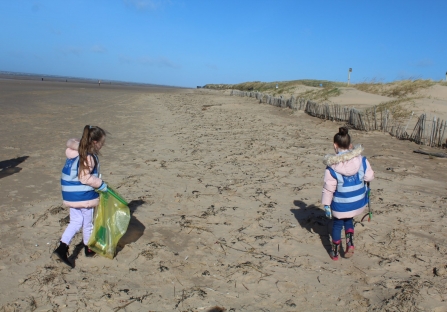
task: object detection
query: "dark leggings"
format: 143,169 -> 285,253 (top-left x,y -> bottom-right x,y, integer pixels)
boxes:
331,217 -> 354,243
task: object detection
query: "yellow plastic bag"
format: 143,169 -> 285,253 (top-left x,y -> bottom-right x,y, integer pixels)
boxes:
87,186 -> 130,259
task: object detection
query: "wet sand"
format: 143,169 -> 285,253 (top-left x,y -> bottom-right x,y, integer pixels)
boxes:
1,79 -> 447,311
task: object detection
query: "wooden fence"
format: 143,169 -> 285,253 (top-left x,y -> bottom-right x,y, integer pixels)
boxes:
230,90 -> 447,149
409,114 -> 447,147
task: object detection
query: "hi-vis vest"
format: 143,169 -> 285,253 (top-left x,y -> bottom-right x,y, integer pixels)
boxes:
61,155 -> 99,202
327,157 -> 368,213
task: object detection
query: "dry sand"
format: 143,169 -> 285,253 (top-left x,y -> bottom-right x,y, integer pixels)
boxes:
1,79 -> 447,311
326,87 -> 395,107
332,85 -> 447,119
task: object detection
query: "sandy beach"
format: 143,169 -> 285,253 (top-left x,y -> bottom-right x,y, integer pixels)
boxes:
1,78 -> 447,311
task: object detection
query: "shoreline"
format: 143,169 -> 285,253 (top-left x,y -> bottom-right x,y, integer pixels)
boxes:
0,71 -> 186,89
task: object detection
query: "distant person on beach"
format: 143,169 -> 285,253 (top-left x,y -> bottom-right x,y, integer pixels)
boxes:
53,125 -> 108,267
321,127 -> 374,261
98,80 -> 101,86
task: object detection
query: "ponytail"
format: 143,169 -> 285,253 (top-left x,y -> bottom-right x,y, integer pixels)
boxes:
78,125 -> 106,178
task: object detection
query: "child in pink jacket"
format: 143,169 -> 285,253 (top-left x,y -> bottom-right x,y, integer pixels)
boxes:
322,127 -> 374,260
53,125 -> 107,267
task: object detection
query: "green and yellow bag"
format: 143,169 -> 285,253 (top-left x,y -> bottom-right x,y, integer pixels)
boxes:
87,186 -> 130,259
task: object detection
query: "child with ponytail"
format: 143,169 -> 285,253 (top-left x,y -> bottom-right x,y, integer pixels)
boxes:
53,125 -> 107,267
322,127 -> 374,260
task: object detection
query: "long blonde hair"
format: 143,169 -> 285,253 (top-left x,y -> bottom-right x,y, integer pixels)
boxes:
78,125 -> 106,178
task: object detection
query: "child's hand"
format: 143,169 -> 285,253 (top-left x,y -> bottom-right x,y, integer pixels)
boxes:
97,182 -> 108,192
324,205 -> 332,219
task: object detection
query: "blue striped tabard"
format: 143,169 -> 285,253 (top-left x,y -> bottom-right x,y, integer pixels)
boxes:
327,157 -> 368,213
61,155 -> 100,202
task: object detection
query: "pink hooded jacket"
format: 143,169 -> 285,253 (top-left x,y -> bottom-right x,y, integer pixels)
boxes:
322,145 -> 374,219
62,138 -> 103,208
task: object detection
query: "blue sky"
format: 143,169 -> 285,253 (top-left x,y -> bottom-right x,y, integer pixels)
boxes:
1,0 -> 446,88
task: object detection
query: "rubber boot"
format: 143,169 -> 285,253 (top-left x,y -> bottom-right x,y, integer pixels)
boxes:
53,241 -> 73,268
84,243 -> 95,257
330,242 -> 340,261
345,232 -> 354,258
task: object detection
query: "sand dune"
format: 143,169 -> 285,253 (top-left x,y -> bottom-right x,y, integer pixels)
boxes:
349,84 -> 447,119
1,79 -> 447,311
326,87 -> 394,106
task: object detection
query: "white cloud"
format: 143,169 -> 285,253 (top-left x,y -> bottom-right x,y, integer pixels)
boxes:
31,2 -> 44,12
138,56 -> 179,68
59,46 -> 82,56
300,27 -> 312,37
119,54 -> 133,64
50,27 -> 61,35
413,58 -> 434,67
206,63 -> 218,71
155,56 -> 180,68
119,54 -> 179,68
91,45 -> 107,53
8,50 -> 26,59
122,0 -> 166,11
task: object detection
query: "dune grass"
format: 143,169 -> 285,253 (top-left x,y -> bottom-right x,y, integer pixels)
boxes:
205,78 -> 439,100
204,79 -> 345,93
205,79 -> 443,112
374,97 -> 417,120
354,79 -> 438,121
354,79 -> 436,98
299,87 -> 341,101
205,78 -> 447,126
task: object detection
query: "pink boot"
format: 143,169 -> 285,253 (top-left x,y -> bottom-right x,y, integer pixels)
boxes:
345,232 -> 354,258
330,241 -> 340,261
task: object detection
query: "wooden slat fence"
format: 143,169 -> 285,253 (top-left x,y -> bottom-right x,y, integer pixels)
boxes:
230,89 -> 447,148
